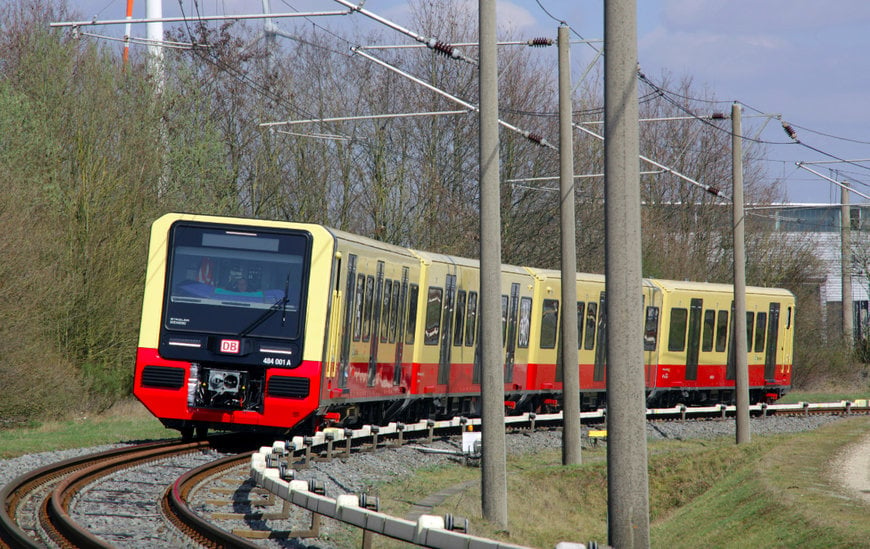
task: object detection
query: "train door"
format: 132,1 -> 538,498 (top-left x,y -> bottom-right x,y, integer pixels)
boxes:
338,254 -> 357,389
368,261 -> 385,387
685,298 -> 703,381
504,283 -> 520,382
437,274 -> 456,385
764,303 -> 780,382
643,288 -> 662,388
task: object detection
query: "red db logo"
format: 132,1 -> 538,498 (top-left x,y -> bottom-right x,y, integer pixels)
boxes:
220,339 -> 240,354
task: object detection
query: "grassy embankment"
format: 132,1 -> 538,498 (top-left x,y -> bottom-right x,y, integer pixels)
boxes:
0,399 -> 171,459
1,394 -> 868,548
355,416 -> 869,548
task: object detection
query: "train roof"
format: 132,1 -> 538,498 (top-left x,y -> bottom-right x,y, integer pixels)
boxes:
647,278 -> 795,298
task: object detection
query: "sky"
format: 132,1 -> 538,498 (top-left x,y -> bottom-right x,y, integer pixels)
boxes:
63,0 -> 870,204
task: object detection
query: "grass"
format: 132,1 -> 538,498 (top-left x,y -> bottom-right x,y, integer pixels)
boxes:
360,418 -> 870,548
779,389 -> 869,405
0,399 -> 173,459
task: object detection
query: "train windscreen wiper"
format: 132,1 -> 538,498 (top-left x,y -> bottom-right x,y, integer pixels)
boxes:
237,274 -> 291,337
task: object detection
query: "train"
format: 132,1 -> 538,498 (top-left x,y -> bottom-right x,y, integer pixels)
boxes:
134,213 -> 795,438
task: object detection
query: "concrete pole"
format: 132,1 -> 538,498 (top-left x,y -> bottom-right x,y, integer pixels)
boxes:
558,24 -> 581,466
146,0 -> 167,196
603,1 -> 650,547
478,0 -> 509,528
732,102 -> 750,444
146,0 -> 164,88
842,183 -> 853,344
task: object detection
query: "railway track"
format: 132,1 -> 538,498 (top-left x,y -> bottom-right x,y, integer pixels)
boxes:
1,400 -> 867,548
0,436 -> 263,549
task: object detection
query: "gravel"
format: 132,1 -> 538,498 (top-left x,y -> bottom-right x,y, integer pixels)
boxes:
0,443 -> 131,488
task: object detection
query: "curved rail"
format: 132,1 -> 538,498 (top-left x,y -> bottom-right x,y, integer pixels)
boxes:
1,440 -> 183,548
45,440 -> 212,548
162,451 -> 261,549
1,440 -> 209,549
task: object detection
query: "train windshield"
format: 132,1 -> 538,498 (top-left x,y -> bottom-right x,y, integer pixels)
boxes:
164,223 -> 309,339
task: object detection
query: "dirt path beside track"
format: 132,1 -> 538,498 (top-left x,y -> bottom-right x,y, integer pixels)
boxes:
832,425 -> 870,504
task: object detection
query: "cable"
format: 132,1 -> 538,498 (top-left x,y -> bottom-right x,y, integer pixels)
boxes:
533,0 -> 568,26
787,122 -> 870,145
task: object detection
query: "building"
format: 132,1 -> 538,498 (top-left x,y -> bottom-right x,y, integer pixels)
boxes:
767,203 -> 870,341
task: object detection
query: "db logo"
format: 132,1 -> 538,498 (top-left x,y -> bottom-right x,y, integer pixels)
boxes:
220,339 -> 241,354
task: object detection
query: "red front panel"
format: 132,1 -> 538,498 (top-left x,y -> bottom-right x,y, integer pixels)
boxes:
134,347 -> 322,430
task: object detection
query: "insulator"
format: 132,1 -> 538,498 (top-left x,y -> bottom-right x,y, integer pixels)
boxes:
527,37 -> 553,47
782,122 -> 798,140
431,41 -> 456,57
527,133 -> 544,144
706,186 -> 721,196
710,112 -> 726,120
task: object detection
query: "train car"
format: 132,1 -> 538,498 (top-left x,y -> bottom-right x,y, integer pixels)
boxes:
134,213 -> 794,437
648,279 -> 794,406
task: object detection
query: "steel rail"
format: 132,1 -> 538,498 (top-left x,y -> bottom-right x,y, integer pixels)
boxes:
42,440 -> 212,548
1,440 -> 182,549
162,452 -> 259,549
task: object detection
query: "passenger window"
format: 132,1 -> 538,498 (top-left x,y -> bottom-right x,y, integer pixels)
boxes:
389,281 -> 400,343
405,284 -> 419,345
540,299 -> 559,349
576,302 -> 585,349
668,308 -> 688,352
380,279 -> 392,343
715,310 -> 729,352
754,312 -> 767,352
584,302 -> 598,350
702,310 -> 715,352
644,306 -> 659,351
518,297 -> 532,348
501,295 -> 508,346
424,287 -> 443,345
465,291 -> 478,346
363,275 -> 374,342
746,312 -> 755,351
352,274 -> 365,342
454,290 -> 467,347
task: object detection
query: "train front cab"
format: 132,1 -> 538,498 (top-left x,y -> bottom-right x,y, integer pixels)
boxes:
648,280 -> 795,406
134,213 -> 338,436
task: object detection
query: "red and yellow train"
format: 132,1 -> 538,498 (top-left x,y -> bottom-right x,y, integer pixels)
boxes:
134,213 -> 795,437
